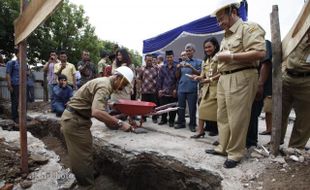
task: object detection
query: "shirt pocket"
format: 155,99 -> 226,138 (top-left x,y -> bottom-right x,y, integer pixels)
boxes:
229,35 -> 243,53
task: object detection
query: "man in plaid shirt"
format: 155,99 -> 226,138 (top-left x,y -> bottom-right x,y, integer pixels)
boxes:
137,54 -> 159,123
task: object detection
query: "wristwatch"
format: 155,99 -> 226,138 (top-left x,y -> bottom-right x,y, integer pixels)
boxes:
117,119 -> 123,128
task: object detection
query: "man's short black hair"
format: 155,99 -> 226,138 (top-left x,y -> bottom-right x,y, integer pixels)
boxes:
58,74 -> 67,81
50,50 -> 56,54
60,50 -> 67,55
100,50 -> 108,58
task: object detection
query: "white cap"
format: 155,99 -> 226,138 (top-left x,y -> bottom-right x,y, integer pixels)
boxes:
212,0 -> 240,16
115,66 -> 134,85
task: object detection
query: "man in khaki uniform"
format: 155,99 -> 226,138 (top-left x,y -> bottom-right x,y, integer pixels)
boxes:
205,0 -> 266,168
282,30 -> 310,149
61,66 -> 134,189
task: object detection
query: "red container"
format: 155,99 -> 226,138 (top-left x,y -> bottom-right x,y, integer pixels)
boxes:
113,99 -> 157,116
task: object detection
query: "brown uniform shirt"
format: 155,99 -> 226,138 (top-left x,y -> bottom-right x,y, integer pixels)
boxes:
200,57 -> 218,87
286,34 -> 310,72
67,76 -> 114,118
218,18 -> 266,72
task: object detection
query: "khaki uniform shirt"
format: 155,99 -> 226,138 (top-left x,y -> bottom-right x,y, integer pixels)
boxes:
67,77 -> 114,118
200,57 -> 218,88
218,18 -> 266,72
286,34 -> 310,72
54,62 -> 77,85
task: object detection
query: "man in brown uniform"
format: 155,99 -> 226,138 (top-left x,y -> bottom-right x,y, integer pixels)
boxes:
61,66 -> 134,189
205,0 -> 266,168
282,30 -> 310,150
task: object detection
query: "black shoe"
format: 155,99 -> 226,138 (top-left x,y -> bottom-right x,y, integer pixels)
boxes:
205,149 -> 222,156
158,120 -> 167,125
174,125 -> 185,129
190,132 -> 205,138
169,122 -> 174,127
212,141 -> 219,146
223,159 -> 239,168
189,127 -> 196,132
152,118 -> 158,123
208,132 -> 218,136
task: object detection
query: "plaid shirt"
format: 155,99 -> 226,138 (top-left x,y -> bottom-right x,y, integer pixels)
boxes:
138,65 -> 159,94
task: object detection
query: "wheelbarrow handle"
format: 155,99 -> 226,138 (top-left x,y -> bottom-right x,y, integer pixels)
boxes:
149,107 -> 179,116
154,102 -> 178,111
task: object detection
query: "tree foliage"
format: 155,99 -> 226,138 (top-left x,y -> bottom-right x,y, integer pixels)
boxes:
0,0 -> 19,58
0,0 -> 142,67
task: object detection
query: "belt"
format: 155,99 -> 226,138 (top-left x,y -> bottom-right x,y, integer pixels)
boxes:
220,66 -> 257,75
66,106 -> 90,120
286,69 -> 310,77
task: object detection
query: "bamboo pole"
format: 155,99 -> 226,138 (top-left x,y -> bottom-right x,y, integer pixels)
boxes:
270,5 -> 282,156
18,0 -> 29,174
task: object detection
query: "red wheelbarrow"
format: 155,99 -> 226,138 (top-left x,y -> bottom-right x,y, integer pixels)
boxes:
110,99 -> 179,128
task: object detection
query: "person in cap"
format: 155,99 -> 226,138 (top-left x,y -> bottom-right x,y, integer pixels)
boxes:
157,50 -> 178,127
60,66 -> 134,189
281,29 -> 310,150
51,74 -> 73,117
205,0 -> 266,168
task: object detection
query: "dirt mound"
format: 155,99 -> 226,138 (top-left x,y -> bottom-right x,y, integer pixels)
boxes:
246,154 -> 310,190
0,138 -> 21,184
27,101 -> 51,113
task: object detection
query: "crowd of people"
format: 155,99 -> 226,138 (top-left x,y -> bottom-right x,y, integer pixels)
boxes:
2,0 -> 309,189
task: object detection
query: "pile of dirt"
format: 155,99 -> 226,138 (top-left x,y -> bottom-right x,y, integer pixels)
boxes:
0,137 -> 21,185
256,159 -> 310,189
246,152 -> 310,190
27,101 -> 51,113
0,136 -> 50,189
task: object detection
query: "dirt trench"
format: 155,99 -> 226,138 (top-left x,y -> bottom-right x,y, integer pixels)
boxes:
0,100 -> 222,190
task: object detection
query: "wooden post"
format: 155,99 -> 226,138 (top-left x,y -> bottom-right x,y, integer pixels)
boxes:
19,0 -> 29,173
14,0 -> 63,174
270,5 -> 282,156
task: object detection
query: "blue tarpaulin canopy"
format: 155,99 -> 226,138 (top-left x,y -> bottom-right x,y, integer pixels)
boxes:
143,0 -> 248,59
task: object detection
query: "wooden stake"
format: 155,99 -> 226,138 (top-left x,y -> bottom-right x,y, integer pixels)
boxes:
270,5 -> 282,156
19,0 -> 29,174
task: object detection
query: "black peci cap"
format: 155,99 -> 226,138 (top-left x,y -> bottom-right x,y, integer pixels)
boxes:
165,50 -> 174,56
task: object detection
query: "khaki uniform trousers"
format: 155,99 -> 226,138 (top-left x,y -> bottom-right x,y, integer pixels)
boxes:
215,69 -> 258,161
60,110 -> 95,190
282,73 -> 310,149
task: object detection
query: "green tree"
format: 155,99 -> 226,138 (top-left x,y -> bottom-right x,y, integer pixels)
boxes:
27,0 -> 102,66
0,0 -> 142,67
0,0 -> 19,59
